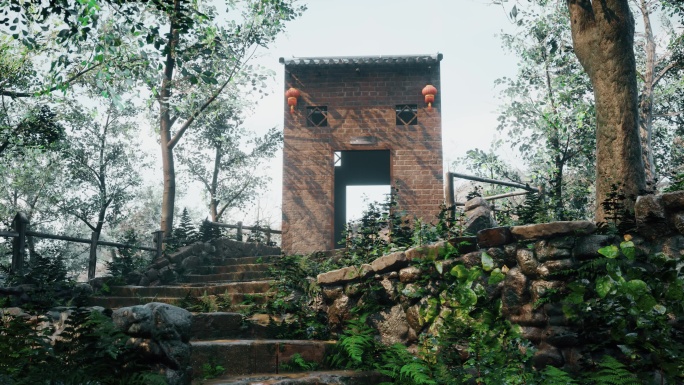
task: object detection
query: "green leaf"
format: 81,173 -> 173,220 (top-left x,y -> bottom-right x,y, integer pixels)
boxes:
598,245 -> 619,259
481,251 -> 494,272
623,279 -> 649,296
488,268 -> 506,285
434,260 -> 443,275
457,287 -> 478,308
450,264 -> 468,280
620,241 -> 635,260
596,276 -> 613,298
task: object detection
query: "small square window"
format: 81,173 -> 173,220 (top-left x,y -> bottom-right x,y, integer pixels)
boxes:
396,105 -> 417,125
307,106 -> 328,127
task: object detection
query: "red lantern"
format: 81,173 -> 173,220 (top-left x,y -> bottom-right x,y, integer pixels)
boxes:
422,85 -> 438,111
285,87 -> 300,114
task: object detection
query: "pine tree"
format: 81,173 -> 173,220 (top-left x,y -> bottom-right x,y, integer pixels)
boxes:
171,208 -> 198,247
198,218 -> 221,242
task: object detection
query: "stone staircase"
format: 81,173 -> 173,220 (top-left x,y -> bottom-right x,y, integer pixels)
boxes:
89,239 -> 380,384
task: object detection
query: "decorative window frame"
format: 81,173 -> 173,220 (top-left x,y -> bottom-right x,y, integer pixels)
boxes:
395,104 -> 418,126
306,106 -> 328,127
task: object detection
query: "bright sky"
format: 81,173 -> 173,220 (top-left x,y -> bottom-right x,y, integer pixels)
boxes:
172,0 -> 522,225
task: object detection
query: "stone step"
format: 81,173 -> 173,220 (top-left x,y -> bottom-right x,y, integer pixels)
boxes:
191,339 -> 334,377
204,256 -> 280,267
191,312 -> 281,340
195,263 -> 274,275
182,270 -> 272,283
106,281 -> 272,297
197,370 -> 386,385
89,296 -> 183,308
90,291 -> 270,310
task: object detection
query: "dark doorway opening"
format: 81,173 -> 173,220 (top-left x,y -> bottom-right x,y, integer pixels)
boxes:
334,150 -> 391,248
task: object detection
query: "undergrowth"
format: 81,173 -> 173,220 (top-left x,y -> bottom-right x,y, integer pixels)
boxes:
0,307 -> 167,384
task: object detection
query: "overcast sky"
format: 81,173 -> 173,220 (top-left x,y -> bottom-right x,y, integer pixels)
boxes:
163,0 -> 522,225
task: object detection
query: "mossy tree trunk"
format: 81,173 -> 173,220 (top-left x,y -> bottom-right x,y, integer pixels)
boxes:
567,0 -> 646,222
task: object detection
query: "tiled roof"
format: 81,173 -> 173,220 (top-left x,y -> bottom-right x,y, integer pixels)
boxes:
279,53 -> 442,66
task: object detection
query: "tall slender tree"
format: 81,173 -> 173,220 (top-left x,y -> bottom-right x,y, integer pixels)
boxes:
497,3 -> 596,220
177,101 -> 282,222
141,0 -> 303,236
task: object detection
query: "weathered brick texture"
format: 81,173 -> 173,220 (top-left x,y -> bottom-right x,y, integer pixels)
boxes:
282,55 -> 444,254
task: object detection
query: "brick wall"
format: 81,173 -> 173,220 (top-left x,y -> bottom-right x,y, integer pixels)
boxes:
282,56 -> 444,254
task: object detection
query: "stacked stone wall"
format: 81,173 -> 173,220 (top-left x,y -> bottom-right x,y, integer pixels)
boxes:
316,191 -> 684,370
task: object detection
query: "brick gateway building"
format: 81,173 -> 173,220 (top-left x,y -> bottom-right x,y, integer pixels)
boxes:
281,54 -> 444,254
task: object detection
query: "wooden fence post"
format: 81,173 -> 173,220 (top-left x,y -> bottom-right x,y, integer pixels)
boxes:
236,221 -> 243,242
88,232 -> 99,281
152,230 -> 164,260
11,212 -> 28,274
444,172 -> 455,221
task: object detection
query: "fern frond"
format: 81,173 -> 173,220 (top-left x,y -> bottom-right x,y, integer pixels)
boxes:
540,365 -> 579,385
587,356 -> 639,385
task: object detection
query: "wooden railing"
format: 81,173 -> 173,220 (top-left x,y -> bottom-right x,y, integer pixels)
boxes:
208,221 -> 282,245
1,212 -> 163,281
1,214 -> 282,282
444,171 -> 542,215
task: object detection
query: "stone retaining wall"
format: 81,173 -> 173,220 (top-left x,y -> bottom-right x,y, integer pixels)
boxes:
316,191 -> 684,369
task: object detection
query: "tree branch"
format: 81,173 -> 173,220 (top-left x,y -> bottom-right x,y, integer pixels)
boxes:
0,62 -> 103,98
653,60 -> 680,88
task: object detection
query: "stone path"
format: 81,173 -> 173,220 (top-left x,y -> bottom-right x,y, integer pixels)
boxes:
89,241 -> 379,384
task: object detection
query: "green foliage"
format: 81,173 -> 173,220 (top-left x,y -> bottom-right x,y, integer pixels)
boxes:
664,172 -> 684,193
538,366 -> 579,385
263,253 -> 329,339
280,353 -> 319,372
560,236 -> 684,383
177,290 -> 235,313
200,362 -> 225,380
586,356 -> 640,385
5,250 -> 77,310
327,315 -> 379,370
377,344 -> 436,385
169,208 -> 199,248
515,192 -> 548,225
198,218 -> 222,242
106,229 -> 148,283
0,308 -> 167,385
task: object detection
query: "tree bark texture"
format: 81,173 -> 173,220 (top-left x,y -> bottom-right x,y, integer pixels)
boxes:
567,0 -> 646,222
637,0 -> 656,184
159,0 -> 181,237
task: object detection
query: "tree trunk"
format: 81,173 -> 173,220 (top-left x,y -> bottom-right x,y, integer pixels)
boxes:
567,0 -> 646,222
158,0 -> 181,237
209,143 -> 222,222
637,0 -> 657,185
552,156 -> 565,221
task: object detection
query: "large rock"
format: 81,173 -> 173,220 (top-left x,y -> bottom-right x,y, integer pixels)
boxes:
464,201 -> 498,235
502,267 -> 528,316
573,234 -> 620,260
516,248 -> 539,276
661,190 -> 684,210
369,305 -> 416,346
317,264 -> 372,285
477,227 -> 513,248
371,252 -> 408,273
635,194 -> 670,239
112,303 -> 192,385
511,221 -> 596,240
